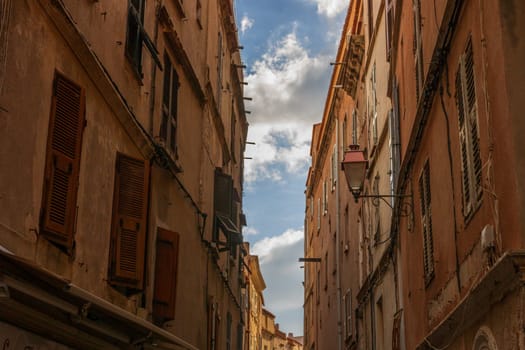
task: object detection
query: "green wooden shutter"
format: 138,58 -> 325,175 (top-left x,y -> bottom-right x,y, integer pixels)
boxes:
109,153 -> 149,289
419,161 -> 434,283
464,39 -> 483,201
456,37 -> 482,218
153,228 -> 180,324
456,57 -> 473,216
41,72 -> 85,250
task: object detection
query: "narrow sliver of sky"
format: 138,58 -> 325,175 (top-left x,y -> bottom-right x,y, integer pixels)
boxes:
236,0 -> 348,336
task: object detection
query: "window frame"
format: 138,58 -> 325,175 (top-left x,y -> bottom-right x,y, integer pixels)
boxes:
160,52 -> 180,157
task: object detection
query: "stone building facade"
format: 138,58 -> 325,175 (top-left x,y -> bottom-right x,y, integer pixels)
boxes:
305,0 -> 525,349
243,247 -> 266,350
0,0 -> 249,349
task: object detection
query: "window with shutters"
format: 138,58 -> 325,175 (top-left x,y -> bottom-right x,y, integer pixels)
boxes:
390,82 -> 401,195
213,170 -> 242,261
392,310 -> 403,350
226,312 -> 232,350
305,219 -> 309,247
342,114 -> 348,151
236,323 -> 243,350
213,170 -> 238,241
352,108 -> 358,145
125,0 -> 146,75
173,0 -> 185,18
455,37 -> 482,220
344,289 -> 353,339
317,198 -> 321,232
367,0 -> 374,40
153,228 -> 179,325
413,0 -> 424,101
160,52 -> 180,157
324,251 -> 328,289
41,72 -> 86,252
196,0 -> 203,28
316,269 -> 320,304
385,0 -> 394,61
419,161 -> 434,284
331,144 -> 337,190
108,153 -> 150,290
370,63 -> 378,146
207,298 -> 220,350
217,31 -> 224,111
230,107 -> 237,163
323,180 -> 328,214
373,174 -> 381,244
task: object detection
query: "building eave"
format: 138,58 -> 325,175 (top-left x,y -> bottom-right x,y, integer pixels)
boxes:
0,250 -> 198,350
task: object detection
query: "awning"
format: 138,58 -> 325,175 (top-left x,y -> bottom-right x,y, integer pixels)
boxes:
0,250 -> 198,350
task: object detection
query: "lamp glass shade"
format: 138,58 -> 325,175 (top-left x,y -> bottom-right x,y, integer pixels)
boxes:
341,150 -> 368,195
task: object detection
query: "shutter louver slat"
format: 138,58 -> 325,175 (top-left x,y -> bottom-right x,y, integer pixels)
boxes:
109,153 -> 149,289
471,109 -> 483,199
42,73 -> 85,250
48,166 -> 70,225
52,78 -> 82,159
119,227 -> 138,274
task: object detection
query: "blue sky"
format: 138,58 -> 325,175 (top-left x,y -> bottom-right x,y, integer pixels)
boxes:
236,0 -> 348,336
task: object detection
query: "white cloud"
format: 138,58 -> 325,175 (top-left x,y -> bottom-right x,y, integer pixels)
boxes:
244,29 -> 332,184
305,0 -> 348,18
251,228 -> 305,334
252,228 -> 303,263
240,15 -> 254,35
244,124 -> 311,184
243,226 -> 259,236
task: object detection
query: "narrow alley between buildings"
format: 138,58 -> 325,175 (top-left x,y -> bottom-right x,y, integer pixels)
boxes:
1,1 -> 525,350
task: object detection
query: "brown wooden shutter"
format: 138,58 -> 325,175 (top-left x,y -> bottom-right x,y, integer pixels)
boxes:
41,72 -> 85,250
109,153 -> 150,289
153,228 -> 180,325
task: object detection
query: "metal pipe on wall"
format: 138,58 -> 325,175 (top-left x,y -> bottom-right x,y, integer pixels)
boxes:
336,118 -> 343,350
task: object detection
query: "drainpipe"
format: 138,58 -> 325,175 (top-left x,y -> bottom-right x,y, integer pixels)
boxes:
335,118 -> 343,350
391,78 -> 406,350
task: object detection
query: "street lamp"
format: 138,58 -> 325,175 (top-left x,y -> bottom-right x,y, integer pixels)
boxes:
341,145 -> 368,201
341,144 -> 411,206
